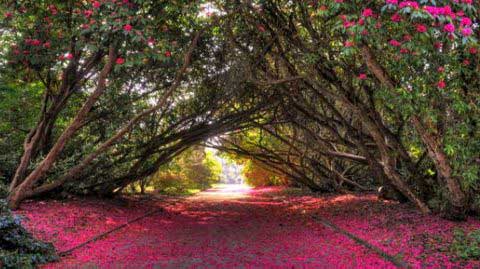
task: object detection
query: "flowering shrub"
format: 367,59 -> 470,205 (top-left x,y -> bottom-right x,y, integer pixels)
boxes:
334,0 -> 479,215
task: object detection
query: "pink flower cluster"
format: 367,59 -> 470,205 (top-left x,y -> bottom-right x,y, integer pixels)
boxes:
424,6 -> 455,17
399,1 -> 419,9
386,0 -> 399,5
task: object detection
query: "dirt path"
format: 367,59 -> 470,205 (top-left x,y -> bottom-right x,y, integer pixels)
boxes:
17,185 -> 480,268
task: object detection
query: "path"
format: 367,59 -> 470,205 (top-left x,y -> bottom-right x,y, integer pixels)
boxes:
18,185 -> 480,268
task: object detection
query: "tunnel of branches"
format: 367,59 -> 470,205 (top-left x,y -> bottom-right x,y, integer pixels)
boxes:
1,1 -> 479,221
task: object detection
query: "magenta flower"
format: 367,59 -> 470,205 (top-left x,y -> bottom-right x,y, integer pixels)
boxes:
416,24 -> 427,33
443,23 -> 455,33
386,0 -> 398,4
460,17 -> 472,27
425,6 -> 455,17
391,13 -> 402,22
116,57 -> 125,65
358,73 -> 367,80
362,8 -> 374,17
123,24 -> 133,32
344,41 -> 354,47
84,10 -> 93,18
437,80 -> 446,89
389,39 -> 402,47
30,39 -> 41,46
461,27 -> 473,36
343,20 -> 355,28
399,1 -> 419,9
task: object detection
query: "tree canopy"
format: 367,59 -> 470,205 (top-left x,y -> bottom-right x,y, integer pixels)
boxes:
0,0 -> 478,220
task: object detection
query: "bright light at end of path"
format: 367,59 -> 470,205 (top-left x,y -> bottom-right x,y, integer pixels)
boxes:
191,184 -> 252,201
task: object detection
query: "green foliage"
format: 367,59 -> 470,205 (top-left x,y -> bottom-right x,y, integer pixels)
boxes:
0,82 -> 42,181
450,229 -> 480,260
0,200 -> 57,268
129,146 -> 222,195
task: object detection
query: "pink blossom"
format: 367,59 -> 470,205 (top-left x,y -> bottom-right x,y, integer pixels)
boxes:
443,23 -> 455,33
116,57 -> 125,65
462,0 -> 472,4
437,80 -> 446,89
362,8 -> 374,17
460,17 -> 472,27
416,24 -> 427,33
425,6 -> 455,17
389,39 -> 402,47
358,73 -> 367,80
343,20 -> 355,28
399,1 -> 419,9
4,11 -> 12,18
30,39 -> 41,46
84,10 -> 93,18
92,1 -> 101,8
461,27 -> 473,36
469,47 -> 477,54
123,24 -> 133,32
437,66 -> 445,73
66,53 -> 74,60
344,41 -> 354,47
386,0 -> 398,4
391,13 -> 402,22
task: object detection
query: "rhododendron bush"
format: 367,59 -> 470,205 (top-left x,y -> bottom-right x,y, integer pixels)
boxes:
214,0 -> 479,219
1,1 -> 480,267
0,0 -> 479,224
0,0 -> 264,208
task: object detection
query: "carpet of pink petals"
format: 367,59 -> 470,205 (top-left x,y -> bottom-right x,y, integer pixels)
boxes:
15,187 -> 480,269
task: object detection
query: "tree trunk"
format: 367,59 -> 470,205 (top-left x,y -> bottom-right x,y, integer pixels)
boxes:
7,46 -> 117,209
361,44 -> 466,218
22,31 -> 203,198
411,116 -> 467,219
